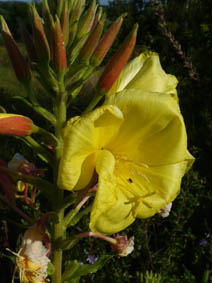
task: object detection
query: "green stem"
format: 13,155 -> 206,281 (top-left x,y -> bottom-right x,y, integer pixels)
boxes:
25,85 -> 57,125
24,136 -> 54,164
83,92 -> 104,114
202,268 -> 211,283
51,77 -> 67,283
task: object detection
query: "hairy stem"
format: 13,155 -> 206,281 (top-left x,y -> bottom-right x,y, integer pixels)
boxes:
51,78 -> 67,283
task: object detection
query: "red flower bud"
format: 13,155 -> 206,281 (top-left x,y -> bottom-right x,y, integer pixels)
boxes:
60,1 -> 69,46
0,16 -> 31,85
97,24 -> 138,92
79,14 -> 105,62
76,0 -> 97,40
52,16 -> 67,73
21,26 -> 38,63
31,4 -> 50,64
91,14 -> 125,66
0,114 -> 35,136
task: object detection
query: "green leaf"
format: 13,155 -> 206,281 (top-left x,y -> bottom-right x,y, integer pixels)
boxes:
71,255 -> 113,278
62,260 -> 81,282
61,237 -> 80,251
69,204 -> 92,226
47,262 -> 55,275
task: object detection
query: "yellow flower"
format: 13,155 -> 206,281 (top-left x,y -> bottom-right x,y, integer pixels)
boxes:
58,89 -> 194,235
107,51 -> 178,97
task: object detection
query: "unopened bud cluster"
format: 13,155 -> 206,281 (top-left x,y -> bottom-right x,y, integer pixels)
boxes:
0,0 -> 138,99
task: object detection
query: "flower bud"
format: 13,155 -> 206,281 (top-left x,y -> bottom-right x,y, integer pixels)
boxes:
78,14 -> 105,63
31,4 -> 50,64
21,26 -> 37,63
60,0 -> 69,46
90,7 -> 103,32
97,24 -> 138,92
0,16 -> 31,85
42,0 -> 54,43
69,0 -> 85,44
56,0 -> 64,17
52,16 -> 67,73
76,0 -> 97,40
112,235 -> 134,257
91,14 -> 125,66
0,114 -> 36,136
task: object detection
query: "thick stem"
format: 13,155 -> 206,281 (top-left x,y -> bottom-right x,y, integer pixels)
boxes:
51,79 -> 67,283
83,92 -> 103,114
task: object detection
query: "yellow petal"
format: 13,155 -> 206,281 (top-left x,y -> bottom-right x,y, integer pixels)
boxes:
126,53 -> 178,94
105,89 -> 188,166
113,156 -> 193,220
89,149 -> 135,235
107,52 -> 151,96
107,52 -> 178,97
57,105 -> 124,190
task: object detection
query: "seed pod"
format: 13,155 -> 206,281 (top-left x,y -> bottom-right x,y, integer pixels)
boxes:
0,16 -> 31,85
98,24 -> 138,92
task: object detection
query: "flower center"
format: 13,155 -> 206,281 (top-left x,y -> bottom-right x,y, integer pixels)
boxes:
114,153 -> 150,184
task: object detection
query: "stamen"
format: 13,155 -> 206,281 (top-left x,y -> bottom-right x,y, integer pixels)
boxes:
115,153 -> 150,183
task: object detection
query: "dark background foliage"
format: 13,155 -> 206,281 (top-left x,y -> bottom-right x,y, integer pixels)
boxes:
0,0 -> 212,282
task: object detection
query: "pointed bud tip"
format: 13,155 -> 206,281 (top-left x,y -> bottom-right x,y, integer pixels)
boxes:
133,23 -> 139,34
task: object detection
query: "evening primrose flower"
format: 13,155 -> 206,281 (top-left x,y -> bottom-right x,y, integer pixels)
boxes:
58,89 -> 194,235
107,51 -> 178,97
